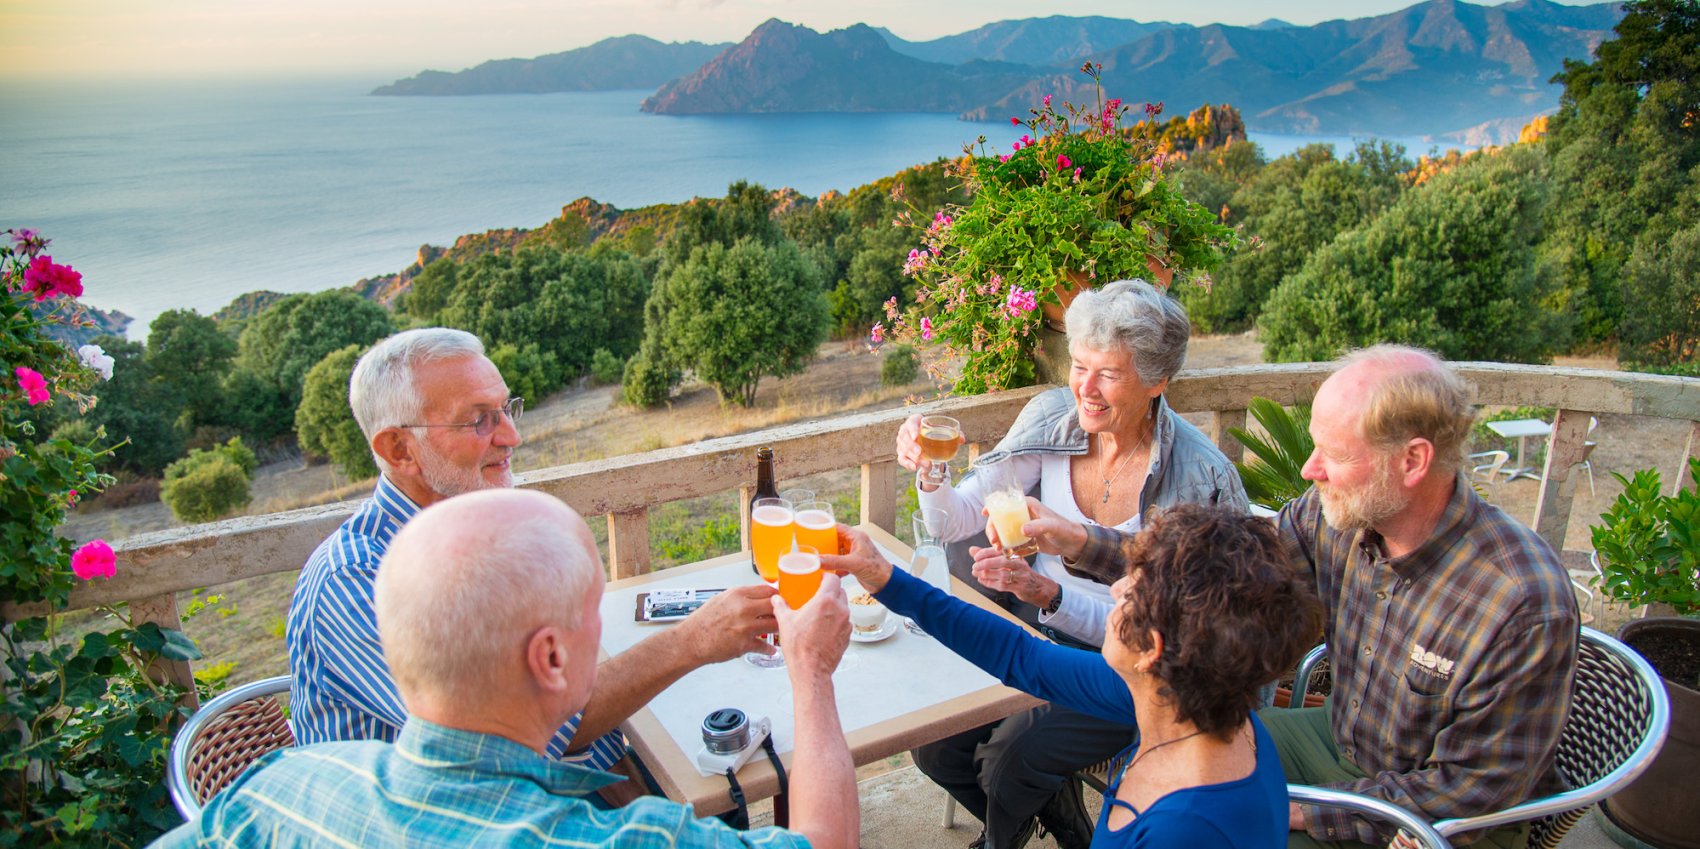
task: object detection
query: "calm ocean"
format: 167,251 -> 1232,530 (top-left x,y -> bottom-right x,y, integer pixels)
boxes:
0,78 -> 1432,337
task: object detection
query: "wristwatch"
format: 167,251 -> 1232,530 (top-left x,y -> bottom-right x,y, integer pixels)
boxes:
1041,585 -> 1062,616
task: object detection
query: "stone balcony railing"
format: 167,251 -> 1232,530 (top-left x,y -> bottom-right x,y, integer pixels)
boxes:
6,363 -> 1697,709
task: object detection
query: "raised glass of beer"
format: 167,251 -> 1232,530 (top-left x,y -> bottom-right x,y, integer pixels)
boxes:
750,497 -> 795,585
980,460 -> 1039,557
746,497 -> 794,669
917,415 -> 964,486
793,501 -> 838,558
777,546 -> 823,610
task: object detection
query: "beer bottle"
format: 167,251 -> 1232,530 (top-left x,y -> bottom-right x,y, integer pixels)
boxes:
749,446 -> 778,576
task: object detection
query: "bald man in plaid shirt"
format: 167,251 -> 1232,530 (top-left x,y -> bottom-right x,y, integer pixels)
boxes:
1008,345 -> 1578,848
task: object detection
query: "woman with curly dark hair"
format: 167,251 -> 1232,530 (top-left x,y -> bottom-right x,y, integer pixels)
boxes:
824,504 -> 1322,847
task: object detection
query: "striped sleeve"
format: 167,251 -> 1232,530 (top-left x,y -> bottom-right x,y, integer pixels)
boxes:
308,539 -> 409,740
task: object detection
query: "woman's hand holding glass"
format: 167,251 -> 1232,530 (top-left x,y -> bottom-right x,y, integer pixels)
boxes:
818,525 -> 895,593
895,413 -> 963,490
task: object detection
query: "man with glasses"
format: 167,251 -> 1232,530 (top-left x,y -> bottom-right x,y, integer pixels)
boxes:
286,328 -> 777,800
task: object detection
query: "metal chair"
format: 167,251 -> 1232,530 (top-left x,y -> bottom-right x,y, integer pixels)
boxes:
167,675 -> 294,820
1075,762 -> 1450,847
1285,628 -> 1670,849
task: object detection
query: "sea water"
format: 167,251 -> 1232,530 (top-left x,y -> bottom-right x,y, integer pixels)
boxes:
0,77 -> 1447,336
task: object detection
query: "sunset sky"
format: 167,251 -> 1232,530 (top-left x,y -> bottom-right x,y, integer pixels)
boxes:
0,0 -> 1605,82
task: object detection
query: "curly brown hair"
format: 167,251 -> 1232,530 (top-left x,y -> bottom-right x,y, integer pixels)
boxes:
1114,503 -> 1323,738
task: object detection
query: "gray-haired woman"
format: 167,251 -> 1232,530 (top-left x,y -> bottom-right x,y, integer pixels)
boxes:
893,279 -> 1247,849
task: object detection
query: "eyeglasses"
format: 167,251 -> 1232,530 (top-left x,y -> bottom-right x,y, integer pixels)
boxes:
403,397 -> 523,437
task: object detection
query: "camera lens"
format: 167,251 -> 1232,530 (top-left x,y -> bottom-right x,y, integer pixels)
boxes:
701,708 -> 749,754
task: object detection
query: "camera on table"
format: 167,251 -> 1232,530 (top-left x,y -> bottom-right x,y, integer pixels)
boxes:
694,707 -> 772,776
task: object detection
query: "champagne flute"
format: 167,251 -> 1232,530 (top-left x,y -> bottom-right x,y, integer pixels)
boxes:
746,497 -> 793,668
905,507 -> 950,636
917,415 -> 964,487
980,460 -> 1039,557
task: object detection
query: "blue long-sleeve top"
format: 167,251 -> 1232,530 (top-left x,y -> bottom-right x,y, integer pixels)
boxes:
875,567 -> 1290,848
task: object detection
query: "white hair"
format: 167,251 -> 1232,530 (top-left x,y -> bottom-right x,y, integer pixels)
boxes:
375,504 -> 600,705
1064,279 -> 1191,386
349,328 -> 485,472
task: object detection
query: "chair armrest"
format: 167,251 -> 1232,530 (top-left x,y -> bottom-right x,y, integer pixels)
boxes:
1289,785 -> 1451,849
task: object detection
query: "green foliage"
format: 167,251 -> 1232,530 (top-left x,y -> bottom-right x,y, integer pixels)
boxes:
881,344 -> 919,386
400,246 -> 649,381
1259,145 -> 1565,364
889,78 -> 1236,394
1590,458 -> 1700,615
649,507 -> 743,567
621,338 -> 678,408
295,344 -> 377,479
1179,141 -> 1411,334
160,438 -> 255,522
487,341 -> 565,405
589,347 -> 625,385
1229,398 -> 1315,511
645,237 -> 829,407
145,308 -> 235,430
1619,215 -> 1700,365
233,289 -> 395,436
2,232 -> 204,845
1545,0 -> 1700,346
81,336 -> 186,475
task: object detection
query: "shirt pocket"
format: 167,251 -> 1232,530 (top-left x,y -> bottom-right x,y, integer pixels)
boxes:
1391,670 -> 1451,762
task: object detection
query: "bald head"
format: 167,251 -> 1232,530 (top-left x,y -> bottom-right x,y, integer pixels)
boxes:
376,489 -> 602,710
1319,344 -> 1474,475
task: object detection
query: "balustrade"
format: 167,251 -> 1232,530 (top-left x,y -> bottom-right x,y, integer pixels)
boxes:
6,363 -> 1696,704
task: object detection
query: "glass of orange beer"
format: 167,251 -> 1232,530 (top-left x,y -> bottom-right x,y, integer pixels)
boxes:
793,501 -> 838,557
979,460 -> 1039,557
917,414 -> 964,486
777,546 -> 823,610
746,497 -> 794,668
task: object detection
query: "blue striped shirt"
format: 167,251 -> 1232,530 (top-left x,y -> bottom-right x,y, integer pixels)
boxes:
152,718 -> 810,849
286,475 -> 626,767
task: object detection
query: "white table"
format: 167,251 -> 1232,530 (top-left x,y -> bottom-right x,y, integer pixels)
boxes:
598,524 -> 1043,815
1485,418 -> 1552,481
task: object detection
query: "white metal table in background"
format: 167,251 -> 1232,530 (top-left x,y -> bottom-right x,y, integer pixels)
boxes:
1485,418 -> 1552,481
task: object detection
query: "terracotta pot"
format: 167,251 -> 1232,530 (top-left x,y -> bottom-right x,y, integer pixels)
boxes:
1273,686 -> 1327,709
1038,258 -> 1175,331
1601,617 -> 1700,849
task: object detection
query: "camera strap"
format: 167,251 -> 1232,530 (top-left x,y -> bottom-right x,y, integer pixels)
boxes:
717,735 -> 789,830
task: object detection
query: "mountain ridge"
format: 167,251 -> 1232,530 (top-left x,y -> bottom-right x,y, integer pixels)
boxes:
372,35 -> 728,96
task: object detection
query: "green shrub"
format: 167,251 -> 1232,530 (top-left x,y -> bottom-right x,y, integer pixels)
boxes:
487,341 -> 564,404
1591,458 -> 1700,617
295,345 -> 376,479
881,345 -> 919,386
590,347 -> 625,385
161,439 -> 255,522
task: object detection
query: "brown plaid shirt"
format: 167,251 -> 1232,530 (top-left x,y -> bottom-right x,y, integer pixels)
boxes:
1071,476 -> 1578,844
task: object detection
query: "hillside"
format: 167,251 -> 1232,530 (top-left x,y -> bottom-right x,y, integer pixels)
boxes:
876,15 -> 1186,66
372,35 -> 728,95
642,19 -> 1034,114
644,0 -> 1620,139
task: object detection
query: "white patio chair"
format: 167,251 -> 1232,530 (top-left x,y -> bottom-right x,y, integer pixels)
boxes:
167,675 -> 294,820
1467,450 -> 1509,499
1284,628 -> 1670,849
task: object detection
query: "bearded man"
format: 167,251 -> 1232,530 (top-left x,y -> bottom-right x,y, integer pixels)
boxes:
1028,344 -> 1579,848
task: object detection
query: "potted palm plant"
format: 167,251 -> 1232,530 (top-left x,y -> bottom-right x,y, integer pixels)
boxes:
1589,458 -> 1699,849
886,64 -> 1236,394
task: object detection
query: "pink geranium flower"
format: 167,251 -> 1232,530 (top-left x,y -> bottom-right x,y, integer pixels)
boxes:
920,316 -> 935,341
902,248 -> 929,276
1057,154 -> 1072,171
10,228 -> 49,258
15,366 -> 49,405
870,322 -> 884,344
1011,117 -> 1021,125
21,256 -> 83,301
71,539 -> 116,581
1003,285 -> 1039,318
